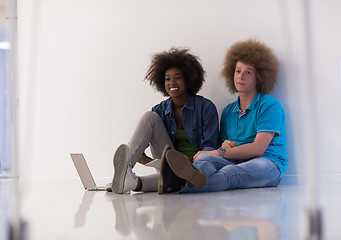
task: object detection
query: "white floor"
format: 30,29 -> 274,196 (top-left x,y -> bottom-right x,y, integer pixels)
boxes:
2,179 -> 341,240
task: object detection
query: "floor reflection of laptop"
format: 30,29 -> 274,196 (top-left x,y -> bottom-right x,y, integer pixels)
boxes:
70,153 -> 106,191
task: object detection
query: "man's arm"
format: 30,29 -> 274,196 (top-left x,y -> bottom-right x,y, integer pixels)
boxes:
193,132 -> 274,162
221,132 -> 275,160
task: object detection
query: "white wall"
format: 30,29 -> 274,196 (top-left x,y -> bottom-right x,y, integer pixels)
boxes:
17,0 -> 341,184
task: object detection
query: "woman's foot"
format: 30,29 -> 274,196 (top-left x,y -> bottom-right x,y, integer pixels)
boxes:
112,144 -> 139,194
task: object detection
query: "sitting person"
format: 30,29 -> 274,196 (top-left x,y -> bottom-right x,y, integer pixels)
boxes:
159,39 -> 287,194
111,47 -> 219,194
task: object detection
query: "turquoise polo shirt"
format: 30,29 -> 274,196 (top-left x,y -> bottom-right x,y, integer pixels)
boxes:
220,92 -> 288,174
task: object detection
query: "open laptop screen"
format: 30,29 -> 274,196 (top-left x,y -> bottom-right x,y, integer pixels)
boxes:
70,153 -> 97,190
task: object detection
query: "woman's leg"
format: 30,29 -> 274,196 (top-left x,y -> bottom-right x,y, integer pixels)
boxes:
127,111 -> 174,167
181,156 -> 282,193
129,111 -> 174,192
140,173 -> 160,192
112,111 -> 173,193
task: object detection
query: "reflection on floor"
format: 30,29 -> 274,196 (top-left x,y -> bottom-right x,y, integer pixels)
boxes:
107,188 -> 288,240
2,179 -> 341,239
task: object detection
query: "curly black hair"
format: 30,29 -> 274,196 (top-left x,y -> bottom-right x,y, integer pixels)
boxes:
221,39 -> 279,94
145,47 -> 206,96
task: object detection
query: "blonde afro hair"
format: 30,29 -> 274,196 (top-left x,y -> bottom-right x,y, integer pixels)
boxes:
221,39 -> 279,94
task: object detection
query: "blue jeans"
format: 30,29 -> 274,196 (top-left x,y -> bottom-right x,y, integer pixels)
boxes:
180,154 -> 282,193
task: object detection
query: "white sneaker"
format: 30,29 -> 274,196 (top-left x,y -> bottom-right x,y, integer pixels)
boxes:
112,144 -> 138,194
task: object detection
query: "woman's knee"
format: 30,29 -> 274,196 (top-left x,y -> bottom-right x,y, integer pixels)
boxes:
141,111 -> 158,120
140,111 -> 162,125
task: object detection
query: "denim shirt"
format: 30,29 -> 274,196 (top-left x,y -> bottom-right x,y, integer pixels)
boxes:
152,93 -> 219,151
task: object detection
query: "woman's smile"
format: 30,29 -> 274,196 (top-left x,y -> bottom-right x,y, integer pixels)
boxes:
165,67 -> 187,99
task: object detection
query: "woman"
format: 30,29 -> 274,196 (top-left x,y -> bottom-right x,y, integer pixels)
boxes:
111,47 -> 219,194
159,39 -> 287,194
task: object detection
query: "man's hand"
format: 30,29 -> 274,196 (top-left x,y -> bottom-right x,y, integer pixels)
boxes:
193,140 -> 236,162
222,140 -> 236,149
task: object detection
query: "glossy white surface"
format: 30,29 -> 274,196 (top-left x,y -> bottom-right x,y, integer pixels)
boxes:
2,179 -> 341,239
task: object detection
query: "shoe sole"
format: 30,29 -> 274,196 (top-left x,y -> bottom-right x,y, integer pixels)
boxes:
112,144 -> 129,194
158,144 -> 170,194
166,149 -> 206,188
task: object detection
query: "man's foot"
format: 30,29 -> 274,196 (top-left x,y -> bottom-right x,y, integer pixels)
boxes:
112,144 -> 138,194
158,145 -> 186,194
166,149 -> 206,188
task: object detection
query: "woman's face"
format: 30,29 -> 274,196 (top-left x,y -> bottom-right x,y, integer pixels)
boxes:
164,67 -> 187,99
234,61 -> 257,95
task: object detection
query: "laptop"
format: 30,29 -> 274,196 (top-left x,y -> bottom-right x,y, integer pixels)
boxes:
70,153 -> 106,191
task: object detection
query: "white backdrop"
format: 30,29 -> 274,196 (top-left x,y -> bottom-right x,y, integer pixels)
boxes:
17,0 -> 341,185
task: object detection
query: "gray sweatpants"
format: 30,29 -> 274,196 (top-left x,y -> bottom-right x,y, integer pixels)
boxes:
127,111 -> 174,192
